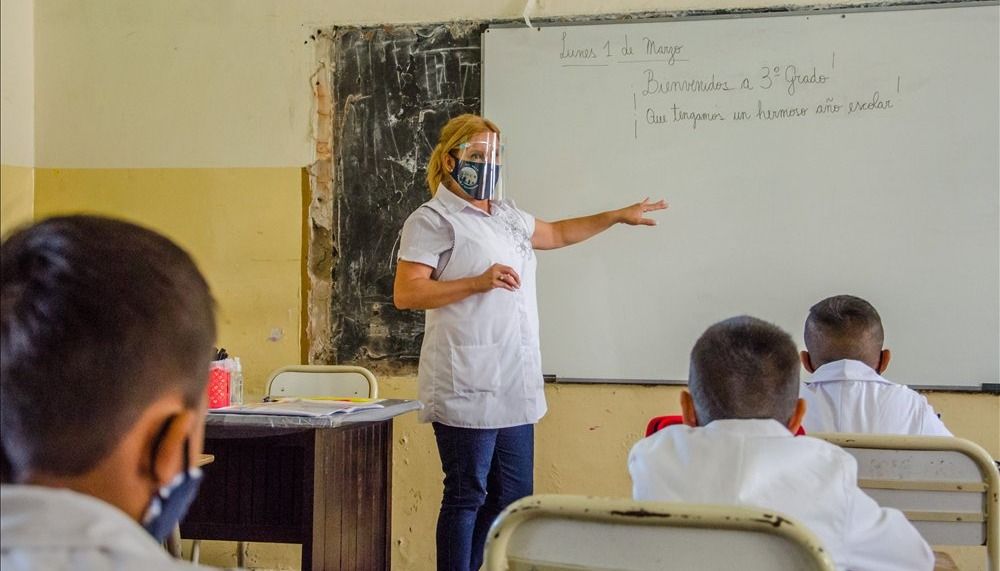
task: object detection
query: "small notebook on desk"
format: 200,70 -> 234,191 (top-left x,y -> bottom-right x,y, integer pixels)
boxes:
212,399 -> 385,417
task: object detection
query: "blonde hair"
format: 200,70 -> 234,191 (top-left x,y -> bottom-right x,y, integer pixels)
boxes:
426,114 -> 501,195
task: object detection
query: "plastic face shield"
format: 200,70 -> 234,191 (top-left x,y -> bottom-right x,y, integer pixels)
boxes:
449,132 -> 503,201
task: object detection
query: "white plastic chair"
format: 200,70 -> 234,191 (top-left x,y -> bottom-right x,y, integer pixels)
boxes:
483,495 -> 835,571
265,365 -> 378,399
816,433 -> 999,570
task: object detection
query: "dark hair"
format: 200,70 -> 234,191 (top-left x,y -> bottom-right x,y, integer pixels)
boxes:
1,216 -> 216,478
688,316 -> 800,425
803,295 -> 884,368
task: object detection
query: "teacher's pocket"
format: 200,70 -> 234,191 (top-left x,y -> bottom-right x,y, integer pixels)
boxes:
450,342 -> 503,395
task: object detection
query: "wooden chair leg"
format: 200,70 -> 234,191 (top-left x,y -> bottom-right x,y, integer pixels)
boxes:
237,541 -> 247,567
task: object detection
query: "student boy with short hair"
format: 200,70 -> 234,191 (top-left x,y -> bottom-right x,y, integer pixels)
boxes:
1,216 -> 223,570
800,294 -> 951,436
629,316 -> 933,571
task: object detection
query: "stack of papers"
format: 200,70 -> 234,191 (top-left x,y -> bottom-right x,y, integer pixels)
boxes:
212,398 -> 385,417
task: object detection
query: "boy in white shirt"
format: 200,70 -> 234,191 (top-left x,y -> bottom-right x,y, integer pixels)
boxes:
800,295 -> 951,436
1,216 -> 223,570
629,315 -> 933,571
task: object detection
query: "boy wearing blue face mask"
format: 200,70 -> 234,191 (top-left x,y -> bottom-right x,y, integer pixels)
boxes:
0,216 -> 224,570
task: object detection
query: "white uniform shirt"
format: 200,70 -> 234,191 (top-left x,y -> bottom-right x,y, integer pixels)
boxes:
801,359 -> 952,436
1,484 -> 222,570
398,185 -> 545,428
629,419 -> 933,571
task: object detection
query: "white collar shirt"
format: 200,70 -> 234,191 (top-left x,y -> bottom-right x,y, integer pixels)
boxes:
801,359 -> 952,436
628,419 -> 934,571
398,185 -> 544,428
1,484 -> 224,570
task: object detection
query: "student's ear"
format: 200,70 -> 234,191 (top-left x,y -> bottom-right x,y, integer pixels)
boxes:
799,351 -> 815,373
680,390 -> 699,427
443,152 -> 456,174
148,410 -> 196,487
877,349 -> 891,374
786,398 -> 807,434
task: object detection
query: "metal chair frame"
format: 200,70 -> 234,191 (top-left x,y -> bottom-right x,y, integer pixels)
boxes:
484,494 -> 836,571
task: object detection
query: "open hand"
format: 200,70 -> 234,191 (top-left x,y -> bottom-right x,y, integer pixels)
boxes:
618,198 -> 668,226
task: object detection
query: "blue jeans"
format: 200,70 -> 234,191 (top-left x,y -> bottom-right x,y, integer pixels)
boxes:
433,422 -> 534,571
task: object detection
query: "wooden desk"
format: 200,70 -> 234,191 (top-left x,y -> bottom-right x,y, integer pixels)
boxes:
181,400 -> 420,571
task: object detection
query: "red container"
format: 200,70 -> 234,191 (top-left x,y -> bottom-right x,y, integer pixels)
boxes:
207,366 -> 231,409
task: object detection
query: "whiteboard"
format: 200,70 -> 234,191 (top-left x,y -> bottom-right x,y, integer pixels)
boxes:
483,4 -> 999,388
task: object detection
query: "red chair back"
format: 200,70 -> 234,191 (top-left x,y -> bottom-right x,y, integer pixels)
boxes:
645,415 -> 805,437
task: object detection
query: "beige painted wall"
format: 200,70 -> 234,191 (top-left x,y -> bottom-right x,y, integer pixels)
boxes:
1,0 -> 35,235
33,0 -> 894,169
1,0 -> 34,167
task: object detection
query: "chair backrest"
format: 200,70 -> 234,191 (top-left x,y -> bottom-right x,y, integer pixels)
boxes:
815,433 -> 999,570
483,495 -> 835,571
265,365 -> 378,399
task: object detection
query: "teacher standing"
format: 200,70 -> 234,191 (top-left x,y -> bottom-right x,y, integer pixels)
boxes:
394,114 -> 667,571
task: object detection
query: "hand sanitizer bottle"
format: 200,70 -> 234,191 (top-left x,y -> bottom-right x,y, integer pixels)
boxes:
230,357 -> 244,406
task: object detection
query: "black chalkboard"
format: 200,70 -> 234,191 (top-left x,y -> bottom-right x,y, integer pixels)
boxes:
327,24 -> 483,370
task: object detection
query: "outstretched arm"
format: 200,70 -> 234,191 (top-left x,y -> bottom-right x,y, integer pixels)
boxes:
531,198 -> 668,251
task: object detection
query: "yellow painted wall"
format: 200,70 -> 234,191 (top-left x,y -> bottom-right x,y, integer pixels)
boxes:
380,381 -> 667,570
1,165 -> 34,237
184,377 -> 999,570
384,380 -> 1000,570
33,167 -> 304,401
925,392 -> 1000,456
